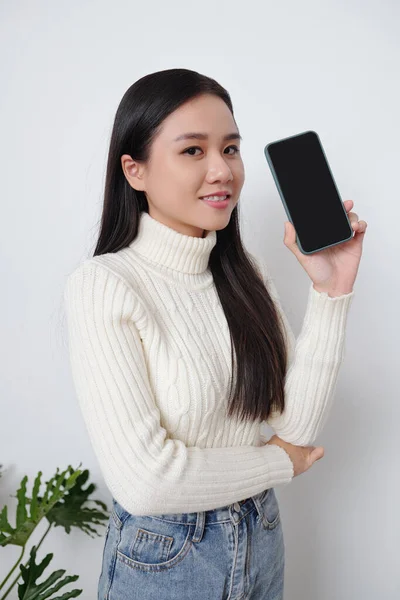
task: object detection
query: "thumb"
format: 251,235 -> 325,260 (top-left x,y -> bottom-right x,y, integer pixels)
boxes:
284,221 -> 301,256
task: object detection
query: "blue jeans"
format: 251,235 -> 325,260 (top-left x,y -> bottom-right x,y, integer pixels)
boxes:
98,487 -> 286,599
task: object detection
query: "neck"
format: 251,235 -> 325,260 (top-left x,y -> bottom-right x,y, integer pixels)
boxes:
125,211 -> 218,278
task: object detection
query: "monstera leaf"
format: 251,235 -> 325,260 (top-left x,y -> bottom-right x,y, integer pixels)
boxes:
44,469 -> 109,537
0,465 -> 108,548
17,545 -> 82,599
0,464 -> 110,599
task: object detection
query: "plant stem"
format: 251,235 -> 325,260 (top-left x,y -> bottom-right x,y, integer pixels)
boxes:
0,545 -> 24,598
0,522 -> 52,600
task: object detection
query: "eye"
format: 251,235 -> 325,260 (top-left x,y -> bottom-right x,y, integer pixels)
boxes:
182,145 -> 240,156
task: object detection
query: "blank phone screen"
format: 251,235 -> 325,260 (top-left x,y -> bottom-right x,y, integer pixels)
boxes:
265,131 -> 352,254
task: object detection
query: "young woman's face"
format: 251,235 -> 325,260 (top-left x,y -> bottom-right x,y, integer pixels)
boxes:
122,93 -> 245,238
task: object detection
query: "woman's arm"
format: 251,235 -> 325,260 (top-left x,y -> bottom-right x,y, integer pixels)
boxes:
254,256 -> 354,447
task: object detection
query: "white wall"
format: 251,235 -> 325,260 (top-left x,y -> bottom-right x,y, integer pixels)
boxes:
1,0 -> 398,598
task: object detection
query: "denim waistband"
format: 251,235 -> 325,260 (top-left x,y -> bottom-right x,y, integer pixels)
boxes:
112,487 -> 270,528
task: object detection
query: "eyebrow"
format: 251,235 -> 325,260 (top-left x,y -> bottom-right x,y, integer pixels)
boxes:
173,132 -> 243,142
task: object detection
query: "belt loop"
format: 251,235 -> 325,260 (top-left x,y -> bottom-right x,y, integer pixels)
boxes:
192,510 -> 206,543
252,492 -> 265,523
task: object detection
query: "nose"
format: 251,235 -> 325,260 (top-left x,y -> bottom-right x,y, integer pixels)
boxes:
206,157 -> 233,182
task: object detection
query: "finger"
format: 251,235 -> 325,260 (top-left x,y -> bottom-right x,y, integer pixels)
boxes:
284,221 -> 301,255
348,211 -> 360,231
351,219 -> 368,233
283,221 -> 305,262
344,201 -> 368,234
343,199 -> 354,213
354,220 -> 368,234
310,446 -> 324,462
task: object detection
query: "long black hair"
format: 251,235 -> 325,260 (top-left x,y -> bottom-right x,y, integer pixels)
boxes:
93,68 -> 289,425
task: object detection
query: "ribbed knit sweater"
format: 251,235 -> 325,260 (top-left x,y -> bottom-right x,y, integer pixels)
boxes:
64,210 -> 355,516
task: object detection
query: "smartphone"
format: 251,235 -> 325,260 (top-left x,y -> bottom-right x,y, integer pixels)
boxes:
264,130 -> 353,254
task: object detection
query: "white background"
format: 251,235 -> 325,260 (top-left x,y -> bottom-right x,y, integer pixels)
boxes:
1,0 -> 399,598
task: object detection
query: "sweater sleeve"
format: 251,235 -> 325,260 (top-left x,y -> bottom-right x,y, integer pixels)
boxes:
254,257 -> 355,446
64,261 -> 294,516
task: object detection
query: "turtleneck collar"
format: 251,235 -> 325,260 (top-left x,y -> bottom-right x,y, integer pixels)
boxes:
127,211 -> 217,275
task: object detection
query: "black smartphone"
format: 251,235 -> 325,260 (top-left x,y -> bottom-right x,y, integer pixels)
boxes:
264,130 -> 353,254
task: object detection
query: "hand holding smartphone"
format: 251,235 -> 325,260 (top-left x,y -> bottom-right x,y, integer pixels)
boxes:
264,130 -> 353,255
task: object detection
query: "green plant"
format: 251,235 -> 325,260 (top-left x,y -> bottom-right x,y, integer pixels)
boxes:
0,464 -> 110,599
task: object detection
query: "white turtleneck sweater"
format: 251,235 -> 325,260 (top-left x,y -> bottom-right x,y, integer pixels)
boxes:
64,210 -> 354,516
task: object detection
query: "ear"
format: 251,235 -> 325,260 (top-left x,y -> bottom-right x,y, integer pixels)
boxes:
121,154 -> 146,192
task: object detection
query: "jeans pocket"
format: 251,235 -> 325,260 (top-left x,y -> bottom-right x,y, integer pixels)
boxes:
116,514 -> 193,572
259,488 -> 281,530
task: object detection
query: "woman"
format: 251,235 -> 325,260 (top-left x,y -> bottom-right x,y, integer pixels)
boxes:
64,68 -> 367,599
